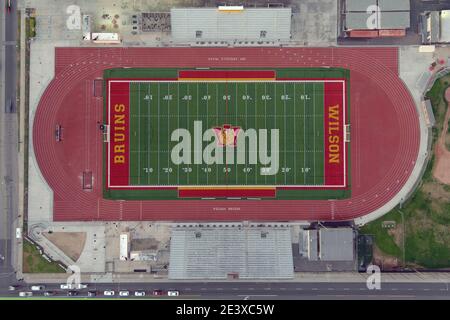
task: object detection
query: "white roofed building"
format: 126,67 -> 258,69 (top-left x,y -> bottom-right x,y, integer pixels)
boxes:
170,7 -> 291,44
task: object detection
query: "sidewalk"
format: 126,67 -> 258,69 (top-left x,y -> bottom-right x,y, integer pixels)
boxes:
15,6 -> 26,283
22,271 -> 450,284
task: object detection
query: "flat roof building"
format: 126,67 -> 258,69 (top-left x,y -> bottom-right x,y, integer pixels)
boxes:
345,11 -> 410,30
344,0 -> 410,33
441,10 -> 450,43
294,227 -> 357,272
319,228 -> 355,261
169,225 -> 293,280
377,0 -> 410,12
345,0 -> 376,12
171,7 -> 291,43
421,10 -> 450,44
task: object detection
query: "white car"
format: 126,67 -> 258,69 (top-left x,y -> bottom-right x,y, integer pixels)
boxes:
134,291 -> 146,297
104,290 -> 115,296
119,290 -> 129,297
19,292 -> 33,297
60,283 -> 87,290
167,290 -> 179,296
30,285 -> 45,291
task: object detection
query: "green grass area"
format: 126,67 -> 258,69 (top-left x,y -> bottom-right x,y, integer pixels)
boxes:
103,67 -> 351,200
25,17 -> 36,39
360,210 -> 402,258
128,81 -> 325,186
361,74 -> 450,269
23,240 -> 66,273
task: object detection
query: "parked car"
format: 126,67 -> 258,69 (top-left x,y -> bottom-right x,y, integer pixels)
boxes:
8,285 -> 20,291
19,291 -> 33,297
167,290 -> 179,296
134,291 -> 146,297
30,285 -> 45,291
87,291 -> 97,297
61,283 -> 87,290
152,289 -> 163,296
67,291 -> 79,296
119,290 -> 129,297
103,290 -> 115,296
44,291 -> 56,296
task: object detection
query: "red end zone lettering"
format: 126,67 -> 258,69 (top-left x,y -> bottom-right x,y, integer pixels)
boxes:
324,81 -> 345,186
108,81 -> 130,187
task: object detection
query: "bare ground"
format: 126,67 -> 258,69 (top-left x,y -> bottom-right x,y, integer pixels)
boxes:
372,245 -> 400,270
432,87 -> 450,184
43,232 -> 87,262
388,225 -> 403,249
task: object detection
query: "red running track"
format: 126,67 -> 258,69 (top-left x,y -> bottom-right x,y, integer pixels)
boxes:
32,47 -> 420,221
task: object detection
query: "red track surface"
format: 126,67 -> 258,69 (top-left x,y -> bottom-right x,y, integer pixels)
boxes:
33,47 -> 420,221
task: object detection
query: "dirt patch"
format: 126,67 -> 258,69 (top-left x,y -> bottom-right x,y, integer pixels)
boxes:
422,182 -> 450,201
43,232 -> 86,262
433,87 -> 450,184
388,226 -> 403,249
131,238 -> 160,251
372,245 -> 400,270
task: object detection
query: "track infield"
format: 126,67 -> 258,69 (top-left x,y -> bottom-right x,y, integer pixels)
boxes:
104,68 -> 350,200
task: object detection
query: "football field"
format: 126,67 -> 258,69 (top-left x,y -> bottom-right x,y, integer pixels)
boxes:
105,68 -> 349,199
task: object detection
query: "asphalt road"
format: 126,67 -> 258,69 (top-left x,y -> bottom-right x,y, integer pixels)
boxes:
0,281 -> 449,299
0,0 -> 19,287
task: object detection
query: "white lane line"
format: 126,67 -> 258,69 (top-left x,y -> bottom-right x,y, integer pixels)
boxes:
177,82 -> 180,185
303,82 -> 306,183
197,82 -> 199,185
313,82 -> 316,185
284,83 -> 287,185
147,83 -> 150,185
294,83 -> 297,184
206,82 -> 209,185
167,83 -> 170,185
157,82 -> 160,185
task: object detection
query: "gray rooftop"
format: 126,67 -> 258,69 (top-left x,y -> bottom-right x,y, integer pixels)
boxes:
346,10 -> 410,30
319,228 -> 355,261
378,0 -> 410,12
431,11 -> 441,43
306,230 -> 318,261
441,10 -> 450,43
169,226 -> 293,280
345,12 -> 378,30
379,11 -> 410,29
345,0 -> 376,12
171,8 -> 291,42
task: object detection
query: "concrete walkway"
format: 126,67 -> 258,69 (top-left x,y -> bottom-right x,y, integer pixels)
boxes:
22,270 -> 450,284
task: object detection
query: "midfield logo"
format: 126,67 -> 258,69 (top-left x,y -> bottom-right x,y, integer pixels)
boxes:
171,121 -> 280,175
213,124 -> 241,147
